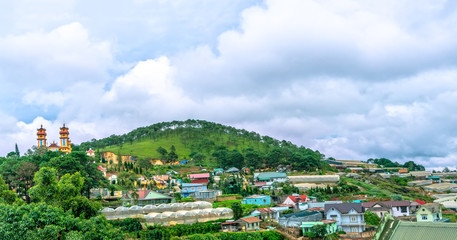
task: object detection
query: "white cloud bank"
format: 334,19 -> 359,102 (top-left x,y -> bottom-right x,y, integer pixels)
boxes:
1,0 -> 457,171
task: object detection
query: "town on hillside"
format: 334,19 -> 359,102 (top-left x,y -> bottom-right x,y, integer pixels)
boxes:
1,123 -> 457,240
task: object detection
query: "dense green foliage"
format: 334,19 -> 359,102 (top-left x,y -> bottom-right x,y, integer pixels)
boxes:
0,202 -> 123,240
109,218 -> 143,232
0,150 -> 107,202
364,211 -> 381,226
143,230 -> 284,240
143,223 -> 221,239
367,158 -> 425,171
307,179 -> 359,197
81,120 -> 324,170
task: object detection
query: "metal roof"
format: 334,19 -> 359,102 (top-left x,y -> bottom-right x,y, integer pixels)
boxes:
391,222 -> 457,240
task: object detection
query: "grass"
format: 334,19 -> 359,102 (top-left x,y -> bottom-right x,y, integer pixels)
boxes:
443,213 -> 457,222
343,176 -> 434,202
102,136 -> 191,159
99,130 -> 274,161
212,199 -> 242,208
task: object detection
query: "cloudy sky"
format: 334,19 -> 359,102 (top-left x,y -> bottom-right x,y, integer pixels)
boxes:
1,0 -> 457,170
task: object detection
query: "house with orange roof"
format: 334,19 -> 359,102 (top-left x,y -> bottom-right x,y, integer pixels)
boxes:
236,217 -> 262,231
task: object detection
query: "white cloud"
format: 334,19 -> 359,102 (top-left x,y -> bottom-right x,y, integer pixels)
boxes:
2,0 -> 457,171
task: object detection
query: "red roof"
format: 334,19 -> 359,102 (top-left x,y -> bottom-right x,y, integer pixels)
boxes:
256,208 -> 274,213
255,182 -> 267,186
189,173 -> 210,179
287,194 -> 310,203
240,217 -> 262,223
191,179 -> 209,184
86,149 -> 95,153
49,143 -> 58,148
97,166 -> 106,172
415,199 -> 426,205
127,190 -> 150,200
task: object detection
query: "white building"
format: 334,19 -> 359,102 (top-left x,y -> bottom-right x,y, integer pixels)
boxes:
324,203 -> 366,233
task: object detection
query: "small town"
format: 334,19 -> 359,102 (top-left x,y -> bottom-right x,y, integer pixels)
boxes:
1,121 -> 457,239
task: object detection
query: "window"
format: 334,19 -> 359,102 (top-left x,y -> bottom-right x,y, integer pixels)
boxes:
400,206 -> 407,213
351,216 -> 357,222
351,227 -> 358,232
191,187 -> 195,191
330,215 -> 337,220
422,215 -> 428,220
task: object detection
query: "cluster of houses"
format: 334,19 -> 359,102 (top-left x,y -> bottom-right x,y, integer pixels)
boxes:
227,193 -> 450,236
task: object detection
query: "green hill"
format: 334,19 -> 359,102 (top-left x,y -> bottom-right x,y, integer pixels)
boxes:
80,119 -> 325,170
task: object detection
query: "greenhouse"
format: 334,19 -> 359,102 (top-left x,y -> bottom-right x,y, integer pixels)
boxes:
101,201 -> 233,225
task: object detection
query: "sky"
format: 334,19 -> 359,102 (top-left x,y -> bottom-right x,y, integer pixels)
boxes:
1,0 -> 457,170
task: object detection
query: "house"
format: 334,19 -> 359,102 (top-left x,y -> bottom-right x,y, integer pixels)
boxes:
152,175 -> 172,189
107,174 -> 117,184
283,194 -> 310,210
192,189 -> 218,202
221,220 -> 238,232
362,202 -> 391,218
214,168 -> 224,175
398,169 -> 408,174
278,211 -> 323,227
363,201 -> 412,217
85,148 -> 95,157
180,159 -> 188,165
241,167 -> 251,174
374,213 -> 457,240
237,217 -> 262,231
181,183 -> 207,197
191,178 -> 209,185
324,203 -> 366,233
253,172 -> 288,188
301,220 -> 338,236
121,190 -> 173,206
416,203 -> 442,222
241,195 -> 271,205
226,167 -> 240,173
251,208 -> 276,221
189,173 -> 210,180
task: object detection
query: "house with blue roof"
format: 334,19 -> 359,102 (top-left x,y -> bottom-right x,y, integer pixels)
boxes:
181,183 -> 207,197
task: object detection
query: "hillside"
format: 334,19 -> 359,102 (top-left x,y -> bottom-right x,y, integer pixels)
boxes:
80,119 -> 325,170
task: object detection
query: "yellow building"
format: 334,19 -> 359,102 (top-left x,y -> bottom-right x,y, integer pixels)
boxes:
37,124 -> 72,154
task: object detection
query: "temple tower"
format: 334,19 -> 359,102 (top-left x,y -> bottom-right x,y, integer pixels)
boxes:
37,125 -> 47,148
59,123 -> 72,153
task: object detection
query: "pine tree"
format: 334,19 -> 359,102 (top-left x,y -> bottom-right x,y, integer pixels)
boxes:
15,143 -> 20,157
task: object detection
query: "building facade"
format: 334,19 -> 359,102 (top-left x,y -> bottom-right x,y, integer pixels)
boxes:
36,124 -> 72,154
324,203 -> 366,233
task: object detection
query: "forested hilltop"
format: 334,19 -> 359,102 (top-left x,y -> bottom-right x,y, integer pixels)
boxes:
80,119 -> 325,170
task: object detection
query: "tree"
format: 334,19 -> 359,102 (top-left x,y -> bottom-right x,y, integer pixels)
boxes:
14,143 -> 20,157
156,147 -> 168,160
231,202 -> 243,220
14,161 -> 38,203
29,167 -> 59,204
443,167 -> 450,173
137,158 -> 153,170
193,153 -> 206,166
311,224 -> 328,239
365,211 -> 381,226
0,175 -> 18,204
0,203 -> 123,239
